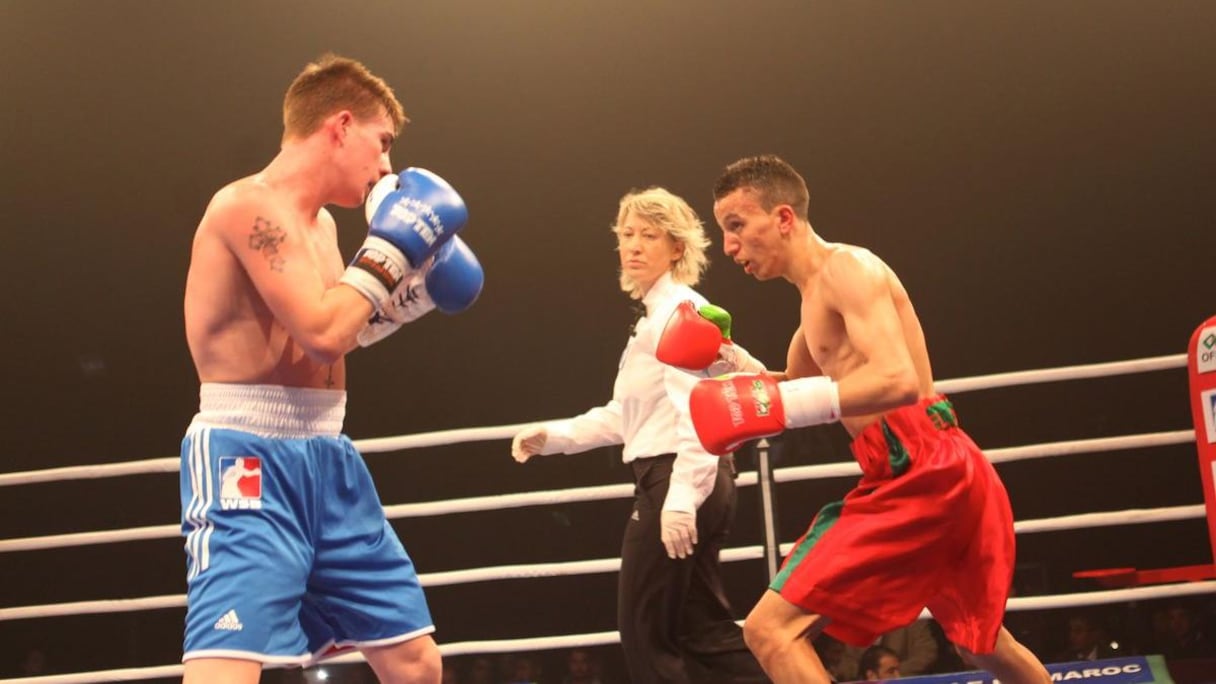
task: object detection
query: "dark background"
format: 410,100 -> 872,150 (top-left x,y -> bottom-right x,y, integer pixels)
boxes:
1,0 -> 1214,680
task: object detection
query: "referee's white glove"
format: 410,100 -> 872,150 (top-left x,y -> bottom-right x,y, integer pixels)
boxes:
660,510 -> 697,559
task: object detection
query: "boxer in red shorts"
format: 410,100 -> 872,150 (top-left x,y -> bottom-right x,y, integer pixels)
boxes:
662,155 -> 1051,683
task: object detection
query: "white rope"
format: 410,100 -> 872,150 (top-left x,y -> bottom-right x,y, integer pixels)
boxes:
0,458 -> 178,488
0,525 -> 179,554
424,548 -> 767,587
0,354 -> 1188,488
0,664 -> 187,684
774,429 -> 1193,483
984,430 -> 1194,464
0,483 -> 740,552
383,482 -> 634,518
1013,505 -> 1205,534
0,554 -> 761,622
353,422 -> 541,453
0,425 -> 1186,554
386,472 -> 760,519
1,424 -> 1187,491
773,461 -> 864,482
3,502 -> 1204,622
425,503 -> 1201,586
0,595 -> 185,622
1005,580 -> 1216,610
0,424 -> 546,488
438,631 -> 624,657
933,353 -> 1185,394
424,558 -> 622,587
424,502 -> 1205,587
0,429 -> 1193,554
6,582 -> 1214,684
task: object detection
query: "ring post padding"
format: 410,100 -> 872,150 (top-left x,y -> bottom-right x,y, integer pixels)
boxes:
1187,314 -> 1216,563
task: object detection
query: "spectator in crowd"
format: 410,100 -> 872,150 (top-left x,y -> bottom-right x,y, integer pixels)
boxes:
501,653 -> 543,683
812,633 -> 853,682
1159,600 -> 1216,660
837,620 -> 938,677
857,645 -> 901,681
1054,612 -> 1117,662
561,648 -> 604,684
467,655 -> 496,684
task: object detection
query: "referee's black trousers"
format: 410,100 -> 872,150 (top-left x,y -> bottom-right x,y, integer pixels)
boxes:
618,454 -> 769,683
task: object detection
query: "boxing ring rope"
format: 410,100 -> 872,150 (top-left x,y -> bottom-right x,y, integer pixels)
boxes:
0,430 -> 1196,555
1,352 -> 1210,683
2,502 -> 1210,623
0,354 -> 1187,490
0,430 -> 1198,556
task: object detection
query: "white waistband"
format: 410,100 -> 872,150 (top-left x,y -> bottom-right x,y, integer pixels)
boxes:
190,383 -> 347,438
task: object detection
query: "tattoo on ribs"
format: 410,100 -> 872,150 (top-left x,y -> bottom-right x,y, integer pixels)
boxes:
249,217 -> 287,272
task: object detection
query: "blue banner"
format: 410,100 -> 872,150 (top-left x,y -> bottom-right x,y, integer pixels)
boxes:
861,655 -> 1173,684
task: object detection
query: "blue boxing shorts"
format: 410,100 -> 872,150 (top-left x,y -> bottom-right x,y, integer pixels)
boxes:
179,383 -> 434,665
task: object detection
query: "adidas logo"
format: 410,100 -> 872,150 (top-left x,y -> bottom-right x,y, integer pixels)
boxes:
214,609 -> 243,631
630,510 -> 640,521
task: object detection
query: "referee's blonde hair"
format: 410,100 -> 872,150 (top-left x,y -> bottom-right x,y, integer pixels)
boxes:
612,187 -> 711,299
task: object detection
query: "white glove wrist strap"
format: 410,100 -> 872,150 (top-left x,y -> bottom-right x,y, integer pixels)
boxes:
732,345 -> 767,374
779,377 -> 841,428
342,236 -> 411,307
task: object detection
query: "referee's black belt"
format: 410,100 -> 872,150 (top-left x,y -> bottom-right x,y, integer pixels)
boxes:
630,452 -> 736,479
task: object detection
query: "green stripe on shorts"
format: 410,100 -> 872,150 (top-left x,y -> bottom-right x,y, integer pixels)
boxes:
771,500 -> 843,592
881,421 -> 911,477
927,399 -> 957,429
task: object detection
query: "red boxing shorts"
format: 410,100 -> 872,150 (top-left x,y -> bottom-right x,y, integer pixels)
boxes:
771,395 -> 1014,654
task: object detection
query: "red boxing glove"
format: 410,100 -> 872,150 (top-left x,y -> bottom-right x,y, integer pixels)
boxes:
658,301 -> 766,376
657,300 -> 725,371
689,374 -> 841,455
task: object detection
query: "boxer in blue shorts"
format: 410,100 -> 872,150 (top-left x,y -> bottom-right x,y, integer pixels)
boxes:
181,386 -> 435,662
181,54 -> 483,683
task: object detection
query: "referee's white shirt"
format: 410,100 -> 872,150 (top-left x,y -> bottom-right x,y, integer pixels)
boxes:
539,272 -> 722,514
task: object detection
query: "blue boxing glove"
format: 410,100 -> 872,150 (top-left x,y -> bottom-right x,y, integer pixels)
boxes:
357,236 -> 484,347
426,235 -> 484,313
341,168 -> 468,309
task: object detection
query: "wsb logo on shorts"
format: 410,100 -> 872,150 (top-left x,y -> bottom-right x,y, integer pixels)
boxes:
219,457 -> 263,511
